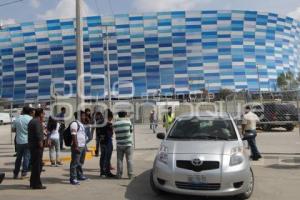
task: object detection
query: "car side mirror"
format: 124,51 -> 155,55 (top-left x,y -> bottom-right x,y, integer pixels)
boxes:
157,132 -> 166,140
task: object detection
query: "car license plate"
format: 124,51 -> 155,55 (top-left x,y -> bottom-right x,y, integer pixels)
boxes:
188,175 -> 207,184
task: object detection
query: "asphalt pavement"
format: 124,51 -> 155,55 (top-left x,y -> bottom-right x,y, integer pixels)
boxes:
0,124 -> 300,200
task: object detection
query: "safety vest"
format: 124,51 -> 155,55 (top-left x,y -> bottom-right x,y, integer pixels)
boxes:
164,113 -> 175,130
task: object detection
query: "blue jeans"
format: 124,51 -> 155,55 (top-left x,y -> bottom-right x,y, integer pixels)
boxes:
150,122 -> 158,133
117,146 -> 133,178
49,138 -> 60,163
85,127 -> 92,144
100,142 -> 113,174
70,147 -> 86,181
246,130 -> 261,159
14,144 -> 30,176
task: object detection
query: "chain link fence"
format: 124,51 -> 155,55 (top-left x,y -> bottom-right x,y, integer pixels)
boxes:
0,96 -> 230,149
225,90 -> 300,133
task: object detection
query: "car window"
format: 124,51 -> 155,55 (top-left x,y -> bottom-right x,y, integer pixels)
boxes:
167,117 -> 238,140
252,105 -> 263,112
276,104 -> 297,115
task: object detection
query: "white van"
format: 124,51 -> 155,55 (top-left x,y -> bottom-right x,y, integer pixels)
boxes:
0,113 -> 12,125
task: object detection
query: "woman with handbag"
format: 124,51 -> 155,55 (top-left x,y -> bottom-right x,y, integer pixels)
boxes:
242,105 -> 262,161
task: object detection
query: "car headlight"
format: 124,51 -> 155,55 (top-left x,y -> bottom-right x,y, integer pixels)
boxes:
230,147 -> 244,166
158,145 -> 168,165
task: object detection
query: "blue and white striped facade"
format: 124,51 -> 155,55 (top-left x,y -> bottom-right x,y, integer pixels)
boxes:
0,10 -> 300,103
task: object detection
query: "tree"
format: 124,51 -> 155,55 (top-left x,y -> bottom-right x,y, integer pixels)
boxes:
218,89 -> 233,100
297,72 -> 300,83
277,71 -> 299,90
200,89 -> 208,101
277,72 -> 288,90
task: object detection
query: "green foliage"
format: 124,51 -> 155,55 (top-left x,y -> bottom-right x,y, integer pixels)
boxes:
277,71 -> 299,90
218,89 -> 233,100
277,72 -> 288,90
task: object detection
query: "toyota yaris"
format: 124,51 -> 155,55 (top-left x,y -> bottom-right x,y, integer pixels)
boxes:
150,112 -> 254,199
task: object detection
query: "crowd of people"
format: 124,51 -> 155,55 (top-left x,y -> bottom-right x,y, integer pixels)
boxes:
4,106 -> 134,189
0,104 -> 262,189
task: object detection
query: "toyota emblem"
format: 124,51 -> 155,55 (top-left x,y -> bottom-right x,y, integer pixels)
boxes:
191,158 -> 203,166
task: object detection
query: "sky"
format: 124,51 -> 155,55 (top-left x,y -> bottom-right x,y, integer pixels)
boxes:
0,0 -> 300,25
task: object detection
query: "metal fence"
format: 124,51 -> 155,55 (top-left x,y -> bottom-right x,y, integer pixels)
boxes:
225,90 -> 300,133
0,96 -> 240,149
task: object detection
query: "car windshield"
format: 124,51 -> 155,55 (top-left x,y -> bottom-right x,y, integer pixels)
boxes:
167,117 -> 238,140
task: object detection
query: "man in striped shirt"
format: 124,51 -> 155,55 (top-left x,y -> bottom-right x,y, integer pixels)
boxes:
113,111 -> 133,179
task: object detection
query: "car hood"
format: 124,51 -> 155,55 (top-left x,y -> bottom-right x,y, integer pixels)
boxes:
162,140 -> 241,155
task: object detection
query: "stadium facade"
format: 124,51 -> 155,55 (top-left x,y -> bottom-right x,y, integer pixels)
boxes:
0,10 -> 300,103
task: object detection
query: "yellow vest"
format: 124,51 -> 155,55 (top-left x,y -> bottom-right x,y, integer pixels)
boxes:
164,113 -> 175,129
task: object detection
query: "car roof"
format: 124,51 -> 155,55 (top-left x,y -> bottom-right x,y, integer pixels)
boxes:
177,112 -> 231,119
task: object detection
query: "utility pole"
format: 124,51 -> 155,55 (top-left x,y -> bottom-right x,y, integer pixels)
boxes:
104,26 -> 112,109
76,0 -> 84,110
256,64 -> 262,102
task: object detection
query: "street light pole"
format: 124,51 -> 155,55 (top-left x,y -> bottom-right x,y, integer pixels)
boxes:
76,0 -> 84,110
104,26 -> 112,109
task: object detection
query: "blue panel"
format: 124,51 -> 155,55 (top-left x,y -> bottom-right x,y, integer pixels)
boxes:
0,10 -> 299,102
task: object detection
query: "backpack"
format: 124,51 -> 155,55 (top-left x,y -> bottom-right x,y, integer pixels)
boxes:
63,121 -> 80,147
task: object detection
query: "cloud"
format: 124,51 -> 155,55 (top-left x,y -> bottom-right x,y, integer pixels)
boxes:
132,0 -> 211,12
0,18 -> 17,26
38,0 -> 96,20
30,0 -> 41,8
288,7 -> 300,20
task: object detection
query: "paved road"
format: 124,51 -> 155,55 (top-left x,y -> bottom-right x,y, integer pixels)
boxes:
1,124 -> 300,200
1,144 -> 300,200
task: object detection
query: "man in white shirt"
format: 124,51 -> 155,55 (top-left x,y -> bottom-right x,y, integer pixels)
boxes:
242,106 -> 262,161
69,111 -> 88,185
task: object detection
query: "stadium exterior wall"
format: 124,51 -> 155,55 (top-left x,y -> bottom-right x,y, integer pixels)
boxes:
0,10 -> 300,103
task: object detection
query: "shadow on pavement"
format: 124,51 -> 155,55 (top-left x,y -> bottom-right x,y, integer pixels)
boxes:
0,184 -> 29,190
257,129 -> 291,133
0,154 -> 15,158
266,164 -> 300,170
82,168 -> 100,173
3,161 -> 14,166
0,168 -> 14,173
42,177 -> 70,185
125,170 -> 235,200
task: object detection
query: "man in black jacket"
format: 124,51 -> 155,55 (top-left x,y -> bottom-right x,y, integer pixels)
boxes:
99,109 -> 115,178
28,108 -> 46,190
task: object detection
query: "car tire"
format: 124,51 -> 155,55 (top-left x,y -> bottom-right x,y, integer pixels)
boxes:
150,170 -> 165,195
285,124 -> 294,132
262,124 -> 272,131
236,168 -> 254,200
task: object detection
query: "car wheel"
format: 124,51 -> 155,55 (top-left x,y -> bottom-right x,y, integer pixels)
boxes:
150,170 -> 165,195
236,168 -> 254,199
285,124 -> 294,132
262,124 -> 272,131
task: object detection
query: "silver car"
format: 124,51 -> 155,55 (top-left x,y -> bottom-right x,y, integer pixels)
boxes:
150,112 -> 254,199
